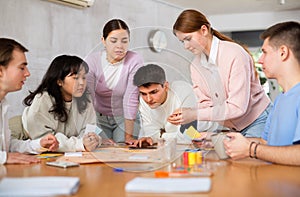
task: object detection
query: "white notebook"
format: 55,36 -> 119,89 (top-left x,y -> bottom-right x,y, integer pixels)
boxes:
125,177 -> 211,193
0,176 -> 80,196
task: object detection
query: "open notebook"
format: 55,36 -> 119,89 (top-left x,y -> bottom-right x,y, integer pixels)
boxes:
125,177 -> 211,193
0,176 -> 80,196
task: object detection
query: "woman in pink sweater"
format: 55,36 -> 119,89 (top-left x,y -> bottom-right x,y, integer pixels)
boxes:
86,19 -> 143,143
168,9 -> 271,137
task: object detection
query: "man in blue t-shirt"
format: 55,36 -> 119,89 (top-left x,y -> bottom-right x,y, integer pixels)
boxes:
223,21 -> 300,165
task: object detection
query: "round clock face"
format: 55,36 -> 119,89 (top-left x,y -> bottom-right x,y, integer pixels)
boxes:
149,30 -> 167,53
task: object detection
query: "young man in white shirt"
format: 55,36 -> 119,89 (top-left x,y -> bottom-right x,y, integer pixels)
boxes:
132,64 -> 218,147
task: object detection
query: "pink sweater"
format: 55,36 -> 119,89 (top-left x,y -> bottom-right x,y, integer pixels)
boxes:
191,39 -> 270,131
85,51 -> 143,119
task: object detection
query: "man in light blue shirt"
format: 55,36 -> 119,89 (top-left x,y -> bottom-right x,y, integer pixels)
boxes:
224,21 -> 300,166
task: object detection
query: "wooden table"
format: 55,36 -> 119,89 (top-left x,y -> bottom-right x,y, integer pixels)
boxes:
1,150 -> 300,197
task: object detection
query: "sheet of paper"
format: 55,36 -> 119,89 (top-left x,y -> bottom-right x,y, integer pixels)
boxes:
58,147 -> 168,164
0,176 -> 80,196
125,177 -> 211,193
65,152 -> 83,157
128,155 -> 149,160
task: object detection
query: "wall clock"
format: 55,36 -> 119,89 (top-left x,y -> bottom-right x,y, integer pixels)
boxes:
148,30 -> 167,53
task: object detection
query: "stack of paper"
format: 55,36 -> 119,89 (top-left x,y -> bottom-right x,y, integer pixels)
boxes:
125,177 -> 211,193
0,176 -> 80,196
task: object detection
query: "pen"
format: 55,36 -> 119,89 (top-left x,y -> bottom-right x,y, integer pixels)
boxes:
113,166 -> 154,172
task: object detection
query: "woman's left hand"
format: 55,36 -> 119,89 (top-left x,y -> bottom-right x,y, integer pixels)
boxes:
83,132 -> 101,151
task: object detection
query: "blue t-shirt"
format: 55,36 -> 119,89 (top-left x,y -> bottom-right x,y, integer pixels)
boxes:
262,83 -> 300,146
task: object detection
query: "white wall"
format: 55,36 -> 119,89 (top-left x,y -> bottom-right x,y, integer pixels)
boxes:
0,0 -> 191,118
209,10 -> 300,32
0,0 -> 299,117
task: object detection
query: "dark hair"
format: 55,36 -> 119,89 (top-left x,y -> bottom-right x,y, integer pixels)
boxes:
102,19 -> 130,40
23,55 -> 90,122
261,21 -> 300,64
0,38 -> 28,67
173,9 -> 258,77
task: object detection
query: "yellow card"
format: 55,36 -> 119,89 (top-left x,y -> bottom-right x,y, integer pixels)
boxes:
185,126 -> 202,139
37,153 -> 63,159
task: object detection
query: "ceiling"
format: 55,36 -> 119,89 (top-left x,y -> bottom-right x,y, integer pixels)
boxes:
160,0 -> 300,15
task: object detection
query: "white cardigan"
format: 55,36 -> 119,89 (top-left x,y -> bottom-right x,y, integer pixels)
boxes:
22,92 -> 96,152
